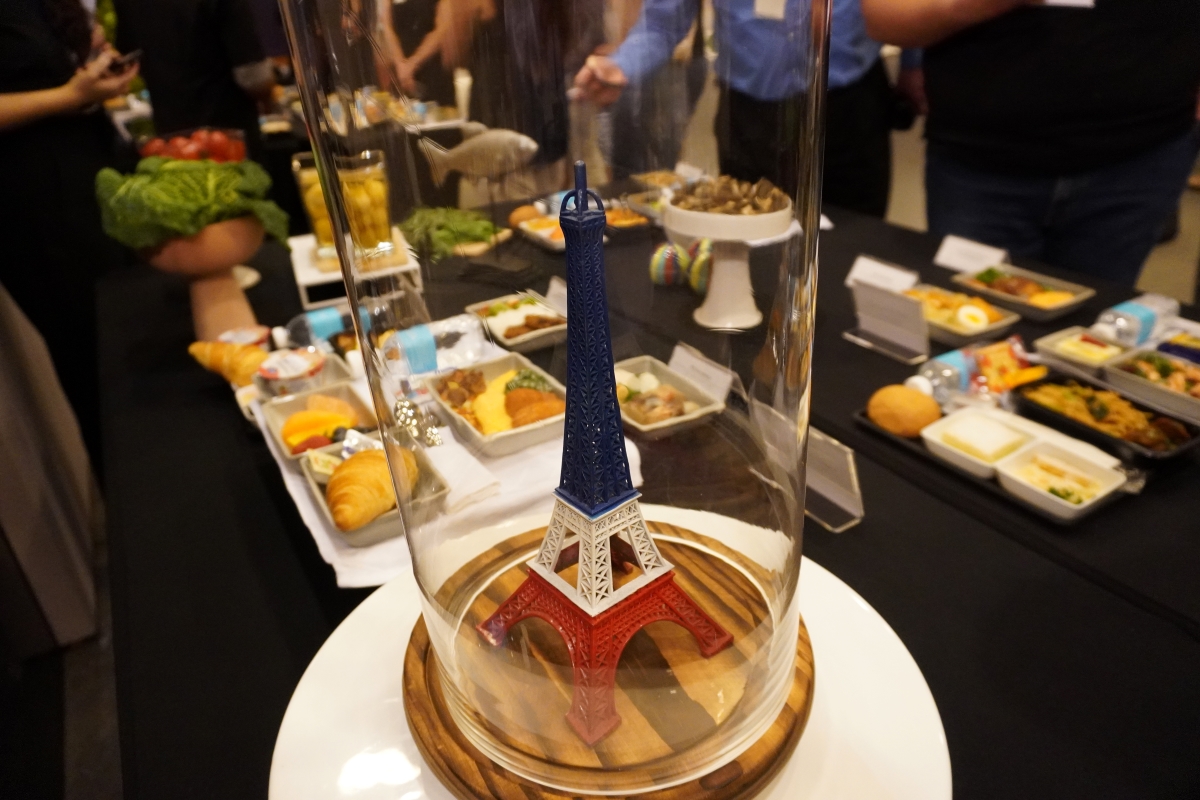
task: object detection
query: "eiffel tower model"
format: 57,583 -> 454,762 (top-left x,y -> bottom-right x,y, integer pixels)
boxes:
477,163 -> 732,746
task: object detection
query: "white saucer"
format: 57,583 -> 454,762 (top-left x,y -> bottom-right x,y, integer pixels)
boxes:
269,511 -> 951,800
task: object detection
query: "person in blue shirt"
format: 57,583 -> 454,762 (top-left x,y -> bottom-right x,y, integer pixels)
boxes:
575,0 -> 895,216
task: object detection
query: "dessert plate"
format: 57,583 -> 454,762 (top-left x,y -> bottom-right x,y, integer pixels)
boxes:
269,508 -> 951,800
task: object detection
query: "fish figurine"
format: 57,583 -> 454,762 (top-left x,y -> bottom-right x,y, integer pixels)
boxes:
420,128 -> 539,186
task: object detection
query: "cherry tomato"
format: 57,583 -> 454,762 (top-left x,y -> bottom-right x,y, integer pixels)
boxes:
206,130 -> 231,162
178,141 -> 203,160
190,128 -> 212,146
140,137 -> 166,157
227,139 -> 247,162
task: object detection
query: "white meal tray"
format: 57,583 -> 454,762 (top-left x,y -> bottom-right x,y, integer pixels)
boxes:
919,410 -> 1036,479
465,292 -> 568,353
911,284 -> 1021,348
424,353 -> 565,457
614,356 -> 725,440
261,381 -> 378,465
300,437 -> 448,548
994,441 -> 1126,522
950,265 -> 1095,322
1033,326 -> 1129,378
1103,350 -> 1200,425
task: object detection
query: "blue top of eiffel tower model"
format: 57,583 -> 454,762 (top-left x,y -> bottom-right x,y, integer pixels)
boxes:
555,162 -> 638,519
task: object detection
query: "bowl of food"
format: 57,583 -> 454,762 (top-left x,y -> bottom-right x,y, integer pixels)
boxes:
919,409 -> 1034,479
952,265 -> 1094,322
425,353 -> 566,457
903,285 -> 1020,347
995,442 -> 1125,522
301,435 -> 448,547
661,176 -> 792,244
1033,327 -> 1128,377
261,383 -> 378,461
466,292 -> 567,352
614,356 -> 726,439
1104,350 -> 1200,425
1015,376 -> 1199,461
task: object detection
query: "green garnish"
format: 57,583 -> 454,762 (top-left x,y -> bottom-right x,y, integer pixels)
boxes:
400,207 -> 498,262
1049,486 -> 1083,505
975,267 -> 1004,285
1085,396 -> 1109,421
505,369 -> 551,393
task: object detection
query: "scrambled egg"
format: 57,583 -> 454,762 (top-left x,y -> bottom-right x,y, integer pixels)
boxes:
474,369 -> 517,435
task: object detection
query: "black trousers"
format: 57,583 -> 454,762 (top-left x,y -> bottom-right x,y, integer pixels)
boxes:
714,59 -> 893,217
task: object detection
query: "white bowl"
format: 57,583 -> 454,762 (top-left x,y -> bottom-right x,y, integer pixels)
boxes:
995,442 -> 1125,522
919,410 -> 1034,479
1033,326 -> 1128,378
661,199 -> 792,243
614,356 -> 725,440
464,292 -> 567,353
424,352 -> 565,457
261,381 -> 378,465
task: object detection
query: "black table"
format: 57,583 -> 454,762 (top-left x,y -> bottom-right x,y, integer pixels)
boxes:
98,209 -> 1200,800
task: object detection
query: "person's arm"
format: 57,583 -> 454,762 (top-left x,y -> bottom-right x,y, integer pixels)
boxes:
573,0 -> 696,106
861,0 -> 1031,48
0,51 -> 137,132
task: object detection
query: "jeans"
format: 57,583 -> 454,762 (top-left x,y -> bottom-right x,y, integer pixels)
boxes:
925,128 -> 1200,286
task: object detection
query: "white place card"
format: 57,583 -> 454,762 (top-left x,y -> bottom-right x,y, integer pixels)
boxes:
844,255 -> 920,292
933,235 -> 1008,273
1039,0 -> 1093,6
543,275 -> 568,316
851,282 -> 929,357
668,343 -> 735,402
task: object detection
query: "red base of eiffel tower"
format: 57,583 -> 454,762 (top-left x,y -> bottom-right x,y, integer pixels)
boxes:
477,568 -> 733,745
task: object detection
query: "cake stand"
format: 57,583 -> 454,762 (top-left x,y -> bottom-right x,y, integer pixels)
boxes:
661,203 -> 793,331
269,508 -> 951,800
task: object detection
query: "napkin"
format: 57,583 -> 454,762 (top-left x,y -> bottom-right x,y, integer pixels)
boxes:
422,429 -> 500,512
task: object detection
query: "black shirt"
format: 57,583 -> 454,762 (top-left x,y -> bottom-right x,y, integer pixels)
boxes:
924,0 -> 1200,175
114,0 -> 264,137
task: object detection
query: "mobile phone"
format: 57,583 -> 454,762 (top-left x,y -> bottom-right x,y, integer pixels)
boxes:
109,49 -> 142,74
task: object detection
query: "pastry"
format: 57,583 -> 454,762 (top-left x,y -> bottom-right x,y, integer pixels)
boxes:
866,385 -> 942,438
326,449 -> 412,532
188,340 -> 268,387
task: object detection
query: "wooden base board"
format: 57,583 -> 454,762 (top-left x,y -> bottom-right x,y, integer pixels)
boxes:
403,527 -> 815,800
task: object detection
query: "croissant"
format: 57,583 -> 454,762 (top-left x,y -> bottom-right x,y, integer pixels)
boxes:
188,341 -> 268,387
326,449 -> 418,532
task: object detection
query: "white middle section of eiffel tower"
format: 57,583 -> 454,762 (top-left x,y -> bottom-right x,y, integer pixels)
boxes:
529,496 -> 671,616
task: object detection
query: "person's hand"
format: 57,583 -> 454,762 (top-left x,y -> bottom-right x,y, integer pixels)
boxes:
396,60 -> 418,95
895,67 -> 928,117
66,50 -> 138,109
571,55 -> 627,107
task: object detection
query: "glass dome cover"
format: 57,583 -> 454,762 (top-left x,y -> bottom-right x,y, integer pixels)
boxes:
278,0 -> 830,792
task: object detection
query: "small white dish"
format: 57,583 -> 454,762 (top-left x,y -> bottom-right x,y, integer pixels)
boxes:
424,353 -> 565,457
614,356 -> 726,439
1103,351 -> 1200,426
300,437 -> 448,547
261,382 -> 378,465
995,442 -> 1125,522
920,410 -> 1034,479
1033,326 -> 1128,378
465,292 -> 567,353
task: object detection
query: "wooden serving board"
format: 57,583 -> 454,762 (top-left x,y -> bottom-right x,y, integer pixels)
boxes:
404,523 -> 814,799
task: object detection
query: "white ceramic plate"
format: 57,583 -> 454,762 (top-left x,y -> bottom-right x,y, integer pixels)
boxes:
269,508 -> 951,800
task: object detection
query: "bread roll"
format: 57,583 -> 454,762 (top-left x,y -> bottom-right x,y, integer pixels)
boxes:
866,385 -> 942,438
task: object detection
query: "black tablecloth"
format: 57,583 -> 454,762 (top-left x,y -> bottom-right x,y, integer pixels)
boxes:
98,210 -> 1200,800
